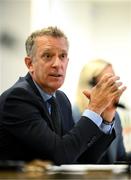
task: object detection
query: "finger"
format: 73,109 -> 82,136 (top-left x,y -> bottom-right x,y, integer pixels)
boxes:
98,74 -> 120,88
98,73 -> 114,83
83,90 -> 91,99
107,76 -> 120,86
111,81 -> 123,92
112,86 -> 127,98
113,86 -> 127,107
118,86 -> 127,96
101,73 -> 120,82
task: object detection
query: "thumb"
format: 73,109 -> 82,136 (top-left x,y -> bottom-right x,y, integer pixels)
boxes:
83,90 -> 91,100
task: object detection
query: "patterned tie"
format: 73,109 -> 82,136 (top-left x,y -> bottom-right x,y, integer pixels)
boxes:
47,96 -> 61,135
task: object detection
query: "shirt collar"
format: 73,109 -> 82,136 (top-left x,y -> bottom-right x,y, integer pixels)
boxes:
33,81 -> 55,102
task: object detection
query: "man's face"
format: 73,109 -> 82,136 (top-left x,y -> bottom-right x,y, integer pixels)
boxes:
26,36 -> 69,94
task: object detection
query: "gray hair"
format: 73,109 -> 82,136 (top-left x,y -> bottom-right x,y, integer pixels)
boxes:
25,26 -> 69,57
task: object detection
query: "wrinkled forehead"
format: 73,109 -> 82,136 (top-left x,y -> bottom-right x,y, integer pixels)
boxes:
35,36 -> 69,50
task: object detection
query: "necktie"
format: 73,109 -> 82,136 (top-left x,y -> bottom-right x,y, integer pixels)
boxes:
47,96 -> 61,135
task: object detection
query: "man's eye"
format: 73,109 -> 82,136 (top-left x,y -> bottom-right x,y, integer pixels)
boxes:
60,53 -> 67,59
42,53 -> 52,59
44,53 -> 50,58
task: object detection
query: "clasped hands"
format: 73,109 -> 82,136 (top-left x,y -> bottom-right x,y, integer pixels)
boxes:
83,73 -> 127,123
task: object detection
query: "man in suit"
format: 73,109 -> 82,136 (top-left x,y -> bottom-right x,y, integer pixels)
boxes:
0,26 -> 126,165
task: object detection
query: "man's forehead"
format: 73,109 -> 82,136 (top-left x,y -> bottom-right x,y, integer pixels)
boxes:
35,36 -> 68,50
36,35 -> 66,42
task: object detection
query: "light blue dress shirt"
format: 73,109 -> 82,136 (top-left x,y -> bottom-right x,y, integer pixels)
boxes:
33,81 -> 53,113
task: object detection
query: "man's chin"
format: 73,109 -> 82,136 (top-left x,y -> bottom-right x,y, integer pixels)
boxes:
48,83 -> 63,93
53,84 -> 62,91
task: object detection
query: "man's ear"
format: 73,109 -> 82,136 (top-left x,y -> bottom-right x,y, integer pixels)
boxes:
25,56 -> 34,72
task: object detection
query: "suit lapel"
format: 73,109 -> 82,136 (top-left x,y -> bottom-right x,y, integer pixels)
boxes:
24,73 -> 56,131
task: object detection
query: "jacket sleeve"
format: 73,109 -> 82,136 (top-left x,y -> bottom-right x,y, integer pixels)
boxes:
77,128 -> 116,164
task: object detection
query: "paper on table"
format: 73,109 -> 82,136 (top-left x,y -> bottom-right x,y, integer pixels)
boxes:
49,164 -> 128,174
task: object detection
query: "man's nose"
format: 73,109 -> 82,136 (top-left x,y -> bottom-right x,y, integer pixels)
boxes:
52,57 -> 61,66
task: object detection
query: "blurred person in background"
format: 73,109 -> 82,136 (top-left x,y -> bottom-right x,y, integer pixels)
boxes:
73,59 -> 129,164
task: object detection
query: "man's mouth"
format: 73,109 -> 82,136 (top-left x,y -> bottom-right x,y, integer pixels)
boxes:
50,74 -> 63,77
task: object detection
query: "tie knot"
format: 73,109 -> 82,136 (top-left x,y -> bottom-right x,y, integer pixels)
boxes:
47,96 -> 56,105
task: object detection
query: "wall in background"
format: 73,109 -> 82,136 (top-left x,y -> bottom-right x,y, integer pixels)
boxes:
0,0 -> 31,93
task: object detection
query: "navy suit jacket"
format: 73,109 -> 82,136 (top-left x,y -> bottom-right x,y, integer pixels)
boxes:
0,73 -> 115,165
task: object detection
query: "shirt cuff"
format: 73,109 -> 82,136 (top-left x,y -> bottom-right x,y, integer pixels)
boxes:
82,109 -> 115,134
100,121 -> 115,134
82,109 -> 102,127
